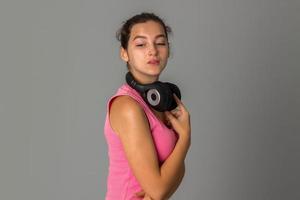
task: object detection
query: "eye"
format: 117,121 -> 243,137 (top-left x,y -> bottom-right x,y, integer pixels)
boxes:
156,41 -> 167,46
136,44 -> 145,47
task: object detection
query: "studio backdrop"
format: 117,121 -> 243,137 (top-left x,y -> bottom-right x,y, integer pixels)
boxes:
0,0 -> 299,199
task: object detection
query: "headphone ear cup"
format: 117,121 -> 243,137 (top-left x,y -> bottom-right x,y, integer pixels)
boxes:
145,83 -> 167,111
165,82 -> 181,110
146,87 -> 161,107
148,83 -> 176,112
145,82 -> 181,111
165,82 -> 181,99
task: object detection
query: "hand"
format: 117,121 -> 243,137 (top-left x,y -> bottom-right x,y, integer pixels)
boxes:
135,190 -> 153,199
165,94 -> 191,140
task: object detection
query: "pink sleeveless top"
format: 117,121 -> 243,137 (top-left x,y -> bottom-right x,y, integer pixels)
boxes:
104,83 -> 178,200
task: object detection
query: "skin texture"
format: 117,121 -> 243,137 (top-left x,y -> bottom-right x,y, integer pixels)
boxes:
110,20 -> 191,200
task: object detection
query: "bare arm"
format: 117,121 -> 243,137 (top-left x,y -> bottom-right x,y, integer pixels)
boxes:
164,162 -> 185,199
110,95 -> 190,200
136,154 -> 186,200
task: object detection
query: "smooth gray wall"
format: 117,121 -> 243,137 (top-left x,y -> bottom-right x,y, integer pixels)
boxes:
1,0 -> 299,199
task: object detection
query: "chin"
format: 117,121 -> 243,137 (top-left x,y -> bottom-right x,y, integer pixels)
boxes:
150,66 -> 165,74
148,70 -> 163,77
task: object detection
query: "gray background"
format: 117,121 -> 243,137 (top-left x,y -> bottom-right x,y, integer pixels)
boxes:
0,0 -> 299,199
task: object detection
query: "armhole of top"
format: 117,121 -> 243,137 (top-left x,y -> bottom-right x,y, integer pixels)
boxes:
107,94 -> 125,136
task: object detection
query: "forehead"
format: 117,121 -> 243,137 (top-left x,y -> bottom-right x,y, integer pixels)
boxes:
130,21 -> 166,40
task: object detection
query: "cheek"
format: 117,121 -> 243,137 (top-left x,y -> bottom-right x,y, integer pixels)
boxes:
160,49 -> 169,58
129,49 -> 146,61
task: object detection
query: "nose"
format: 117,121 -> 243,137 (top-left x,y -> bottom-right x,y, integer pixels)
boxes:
148,43 -> 158,56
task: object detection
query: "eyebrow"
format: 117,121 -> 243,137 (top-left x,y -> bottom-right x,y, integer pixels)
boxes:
133,34 -> 166,41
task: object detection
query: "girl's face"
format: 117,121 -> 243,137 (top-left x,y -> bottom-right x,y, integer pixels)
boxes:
120,20 -> 169,83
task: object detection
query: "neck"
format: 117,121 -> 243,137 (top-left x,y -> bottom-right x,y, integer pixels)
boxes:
129,71 -> 159,84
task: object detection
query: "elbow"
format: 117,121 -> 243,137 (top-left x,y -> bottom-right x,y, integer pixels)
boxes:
150,193 -> 168,200
152,164 -> 185,199
148,185 -> 169,200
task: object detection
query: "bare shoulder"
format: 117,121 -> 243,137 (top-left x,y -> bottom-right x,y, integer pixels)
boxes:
110,95 -> 144,119
109,95 -> 149,136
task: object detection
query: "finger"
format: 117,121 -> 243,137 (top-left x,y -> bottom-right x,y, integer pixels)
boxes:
173,93 -> 181,105
165,111 -> 181,129
165,111 -> 176,122
143,195 -> 153,200
171,108 -> 178,115
171,108 -> 181,118
135,190 -> 145,197
173,93 -> 187,111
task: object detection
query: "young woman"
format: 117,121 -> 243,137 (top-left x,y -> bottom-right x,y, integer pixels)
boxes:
104,12 -> 191,200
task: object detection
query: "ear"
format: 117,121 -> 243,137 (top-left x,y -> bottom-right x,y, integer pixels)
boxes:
120,47 -> 129,62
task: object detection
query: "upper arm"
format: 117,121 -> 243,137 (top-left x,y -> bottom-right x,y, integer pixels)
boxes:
109,96 -> 163,197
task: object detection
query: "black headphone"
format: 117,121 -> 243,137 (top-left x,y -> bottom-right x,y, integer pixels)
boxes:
126,72 -> 181,112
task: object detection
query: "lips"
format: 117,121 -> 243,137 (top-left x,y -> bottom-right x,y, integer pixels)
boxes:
148,59 -> 160,65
